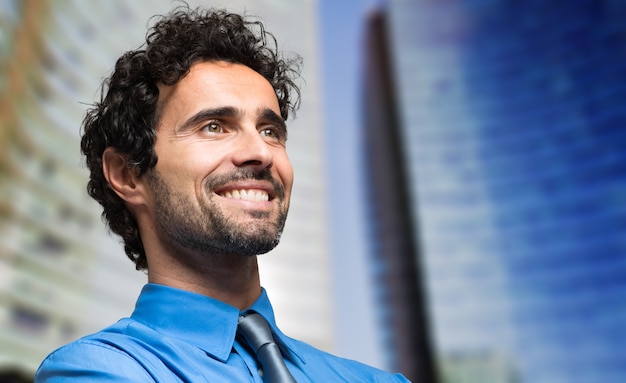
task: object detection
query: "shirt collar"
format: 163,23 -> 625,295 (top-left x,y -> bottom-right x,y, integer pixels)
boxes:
130,284 -> 304,364
244,293 -> 306,365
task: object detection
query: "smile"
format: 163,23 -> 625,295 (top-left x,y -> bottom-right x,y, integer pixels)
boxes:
219,189 -> 270,202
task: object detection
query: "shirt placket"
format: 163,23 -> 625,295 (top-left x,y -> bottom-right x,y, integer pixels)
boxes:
232,341 -> 265,382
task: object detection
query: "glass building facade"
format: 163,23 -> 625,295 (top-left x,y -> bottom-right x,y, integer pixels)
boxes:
363,1 -> 626,382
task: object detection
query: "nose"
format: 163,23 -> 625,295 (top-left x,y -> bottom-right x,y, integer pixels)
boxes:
231,128 -> 274,169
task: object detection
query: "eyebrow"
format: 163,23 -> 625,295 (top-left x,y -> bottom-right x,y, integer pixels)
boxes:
259,108 -> 287,131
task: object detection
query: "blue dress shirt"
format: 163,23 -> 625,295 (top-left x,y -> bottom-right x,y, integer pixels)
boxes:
35,284 -> 411,382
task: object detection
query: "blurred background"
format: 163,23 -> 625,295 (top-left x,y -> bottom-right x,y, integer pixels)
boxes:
1,0 -> 626,382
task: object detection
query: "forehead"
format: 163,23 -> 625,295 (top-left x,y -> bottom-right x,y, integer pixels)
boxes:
156,61 -> 280,120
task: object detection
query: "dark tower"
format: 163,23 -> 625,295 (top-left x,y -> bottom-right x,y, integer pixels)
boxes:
361,9 -> 438,383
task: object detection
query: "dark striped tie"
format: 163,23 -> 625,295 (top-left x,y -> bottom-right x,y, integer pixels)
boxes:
237,312 -> 297,383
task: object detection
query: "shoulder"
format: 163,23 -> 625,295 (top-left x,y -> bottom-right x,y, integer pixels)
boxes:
35,339 -> 154,382
290,339 -> 412,382
35,320 -> 159,383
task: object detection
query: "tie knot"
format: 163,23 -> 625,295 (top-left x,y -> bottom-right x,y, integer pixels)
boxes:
237,312 -> 276,353
237,312 -> 297,382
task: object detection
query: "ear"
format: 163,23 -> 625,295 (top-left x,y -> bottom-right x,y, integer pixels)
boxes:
102,147 -> 148,207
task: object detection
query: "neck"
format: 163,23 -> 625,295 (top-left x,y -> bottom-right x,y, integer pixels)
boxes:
147,250 -> 262,310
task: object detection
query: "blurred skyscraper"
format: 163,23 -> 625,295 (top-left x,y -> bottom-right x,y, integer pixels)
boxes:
362,9 -> 437,382
0,0 -> 330,376
362,1 -> 626,382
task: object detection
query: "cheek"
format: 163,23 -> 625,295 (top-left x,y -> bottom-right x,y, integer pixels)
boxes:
152,159 -> 207,203
276,154 -> 294,192
156,142 -> 221,179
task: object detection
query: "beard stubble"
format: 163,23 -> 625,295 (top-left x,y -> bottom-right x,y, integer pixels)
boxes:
146,167 -> 289,257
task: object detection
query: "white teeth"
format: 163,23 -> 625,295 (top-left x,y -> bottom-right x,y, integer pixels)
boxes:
221,189 -> 269,202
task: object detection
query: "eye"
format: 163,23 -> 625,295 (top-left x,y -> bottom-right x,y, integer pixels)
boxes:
260,126 -> 286,142
260,127 -> 277,138
202,121 -> 223,133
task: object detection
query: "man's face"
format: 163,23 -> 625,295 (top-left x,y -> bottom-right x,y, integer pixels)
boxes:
145,61 -> 293,257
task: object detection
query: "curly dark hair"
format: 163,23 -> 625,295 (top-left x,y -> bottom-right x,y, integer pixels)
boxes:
80,5 -> 302,270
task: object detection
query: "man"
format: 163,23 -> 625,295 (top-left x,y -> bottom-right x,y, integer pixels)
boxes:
35,6 -> 410,382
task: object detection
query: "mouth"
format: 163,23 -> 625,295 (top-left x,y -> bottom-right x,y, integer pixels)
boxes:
210,170 -> 283,204
217,188 -> 270,202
